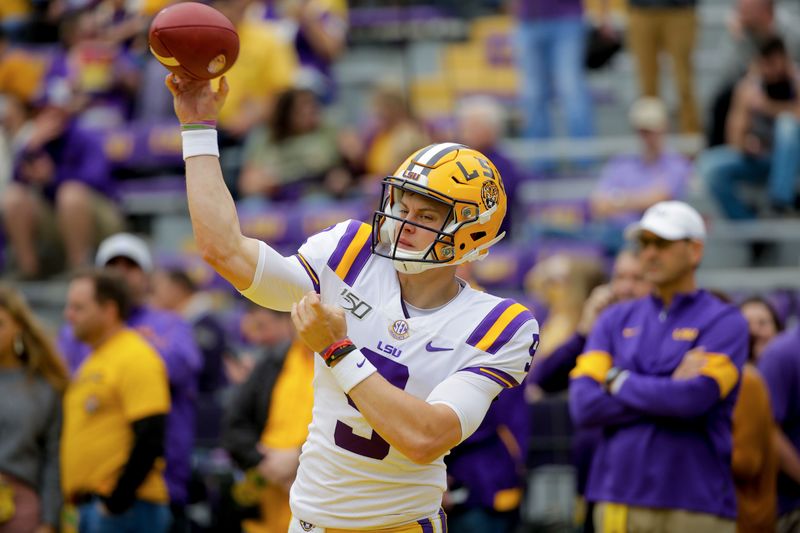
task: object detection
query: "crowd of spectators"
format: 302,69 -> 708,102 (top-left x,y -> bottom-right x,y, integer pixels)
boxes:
1,0 -> 800,532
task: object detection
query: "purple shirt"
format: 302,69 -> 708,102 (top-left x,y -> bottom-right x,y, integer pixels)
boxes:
58,306 -> 202,505
758,326 -> 800,516
14,121 -> 116,202
593,152 -> 691,228
45,48 -> 138,127
569,291 -> 748,518
513,0 -> 583,20
446,384 -> 529,510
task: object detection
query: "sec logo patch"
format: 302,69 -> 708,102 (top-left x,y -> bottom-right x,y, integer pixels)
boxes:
389,319 -> 410,340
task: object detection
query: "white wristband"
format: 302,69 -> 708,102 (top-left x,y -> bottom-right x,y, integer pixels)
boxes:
181,129 -> 219,160
330,349 -> 377,394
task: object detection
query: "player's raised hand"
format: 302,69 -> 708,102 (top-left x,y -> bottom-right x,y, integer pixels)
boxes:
291,292 -> 348,353
165,74 -> 229,125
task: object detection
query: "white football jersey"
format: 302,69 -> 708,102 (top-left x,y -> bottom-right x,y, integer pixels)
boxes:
245,220 -> 539,529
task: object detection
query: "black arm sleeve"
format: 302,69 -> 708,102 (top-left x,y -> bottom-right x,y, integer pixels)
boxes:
103,414 -> 167,514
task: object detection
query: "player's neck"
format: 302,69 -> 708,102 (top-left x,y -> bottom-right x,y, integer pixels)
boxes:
397,267 -> 460,310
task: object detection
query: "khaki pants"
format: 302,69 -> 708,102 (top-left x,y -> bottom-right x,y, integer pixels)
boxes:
34,188 -> 123,274
627,7 -> 700,134
594,502 -> 736,533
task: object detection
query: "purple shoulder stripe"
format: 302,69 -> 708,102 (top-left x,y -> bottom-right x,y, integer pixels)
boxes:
486,308 -> 535,354
460,366 -> 519,388
327,220 -> 363,271
466,299 -> 515,346
342,237 -> 371,286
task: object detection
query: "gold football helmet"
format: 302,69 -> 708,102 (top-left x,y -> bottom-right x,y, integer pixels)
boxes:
372,142 -> 507,274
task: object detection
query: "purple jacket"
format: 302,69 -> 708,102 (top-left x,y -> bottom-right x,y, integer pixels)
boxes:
569,291 -> 747,518
758,326 -> 800,516
59,306 -> 202,505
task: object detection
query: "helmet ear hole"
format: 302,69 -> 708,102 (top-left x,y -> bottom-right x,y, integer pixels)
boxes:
470,231 -> 486,242
459,243 -> 466,250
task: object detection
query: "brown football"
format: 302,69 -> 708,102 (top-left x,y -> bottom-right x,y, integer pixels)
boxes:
149,2 -> 239,80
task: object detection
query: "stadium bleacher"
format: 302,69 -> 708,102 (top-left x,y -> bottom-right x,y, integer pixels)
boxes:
4,2 -> 800,531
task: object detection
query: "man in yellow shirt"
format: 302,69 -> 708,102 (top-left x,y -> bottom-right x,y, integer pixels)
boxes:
61,270 -> 171,533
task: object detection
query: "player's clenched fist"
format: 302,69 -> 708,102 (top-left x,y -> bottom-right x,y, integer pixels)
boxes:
165,74 -> 229,125
291,292 -> 348,354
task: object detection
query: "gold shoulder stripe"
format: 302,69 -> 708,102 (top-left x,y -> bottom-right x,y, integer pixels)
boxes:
570,351 -> 613,383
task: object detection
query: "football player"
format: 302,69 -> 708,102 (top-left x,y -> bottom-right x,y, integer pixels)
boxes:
167,74 -> 539,532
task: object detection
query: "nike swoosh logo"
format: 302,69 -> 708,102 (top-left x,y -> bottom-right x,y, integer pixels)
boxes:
356,358 -> 366,368
426,342 -> 453,352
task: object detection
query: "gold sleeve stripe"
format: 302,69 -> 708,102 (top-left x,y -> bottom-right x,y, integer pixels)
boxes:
569,351 -> 613,383
699,353 -> 740,399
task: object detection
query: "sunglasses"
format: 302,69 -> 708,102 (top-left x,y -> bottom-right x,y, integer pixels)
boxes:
635,237 -> 690,250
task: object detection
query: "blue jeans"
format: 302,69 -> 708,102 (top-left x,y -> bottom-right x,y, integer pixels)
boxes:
79,499 -> 171,533
700,114 -> 800,219
516,16 -> 594,141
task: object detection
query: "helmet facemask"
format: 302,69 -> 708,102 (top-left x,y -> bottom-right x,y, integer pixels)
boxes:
372,177 -> 502,274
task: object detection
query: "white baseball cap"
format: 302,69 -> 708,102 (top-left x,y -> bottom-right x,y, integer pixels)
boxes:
625,201 -> 706,242
95,233 -> 154,272
629,97 -> 668,131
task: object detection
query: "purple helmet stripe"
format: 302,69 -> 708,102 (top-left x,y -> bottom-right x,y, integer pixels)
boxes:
418,143 -> 466,176
466,299 -> 515,347
485,309 -> 535,354
405,143 -> 438,173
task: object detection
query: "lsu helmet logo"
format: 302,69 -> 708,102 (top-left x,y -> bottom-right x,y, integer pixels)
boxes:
481,180 -> 500,210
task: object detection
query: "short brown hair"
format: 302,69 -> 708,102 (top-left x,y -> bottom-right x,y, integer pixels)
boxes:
73,269 -> 133,321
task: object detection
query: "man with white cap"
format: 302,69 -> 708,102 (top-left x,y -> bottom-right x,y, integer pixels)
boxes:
58,233 -> 201,531
569,201 -> 748,532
